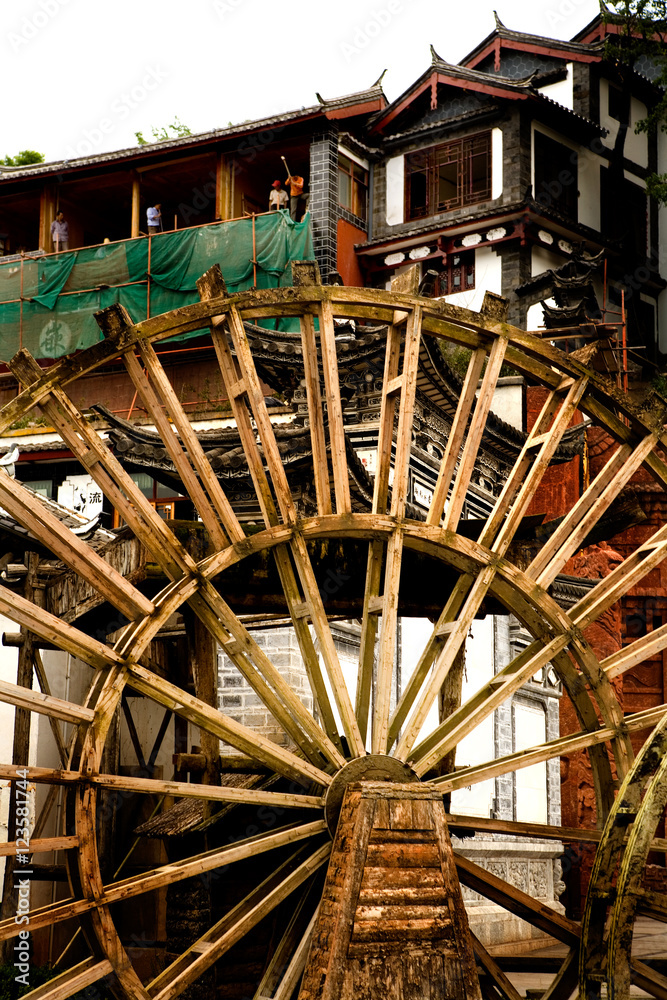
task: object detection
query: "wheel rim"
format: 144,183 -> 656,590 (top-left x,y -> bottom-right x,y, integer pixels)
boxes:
0,272 -> 665,999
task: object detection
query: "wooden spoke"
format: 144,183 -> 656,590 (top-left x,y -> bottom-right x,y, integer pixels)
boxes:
357,308 -> 405,740
472,933 -> 524,1000
0,579 -> 120,670
33,650 -> 69,766
478,374 -> 589,553
0,821 -> 326,942
316,298 -> 351,514
9,351 -> 196,581
252,891 -> 317,1000
92,771 -> 324,810
630,960 -> 667,1000
603,619 -> 667,678
427,346 -> 486,526
454,853 -> 580,947
125,661 -> 332,786
269,906 -> 319,1000
147,843 -> 330,1000
432,703 -> 667,793
192,584 -> 344,769
0,470 -> 154,621
372,305 -> 422,754
299,313 -> 332,515
18,959 -> 113,1000
0,677 -> 95,725
527,433 -> 658,588
289,530 -> 365,757
409,632 -> 571,775
0,835 -> 79,856
572,519 -> 667,631
119,348 -> 230,549
443,333 -> 507,532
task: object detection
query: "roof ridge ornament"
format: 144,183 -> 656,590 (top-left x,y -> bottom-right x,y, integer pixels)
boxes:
493,10 -> 506,30
430,43 -> 444,65
371,69 -> 387,88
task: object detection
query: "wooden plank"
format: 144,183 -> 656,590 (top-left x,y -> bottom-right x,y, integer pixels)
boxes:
149,843 -> 331,1000
299,313 -> 332,515
631,961 -> 667,1000
9,350 -> 194,581
317,298 -> 351,513
193,584 -> 344,769
0,677 -> 95,725
32,650 -> 68,767
121,348 -> 229,549
272,906 -> 319,1000
91,772 -> 323,809
0,836 -> 79,857
527,436 -> 656,587
454,853 -> 580,946
17,959 -> 113,1000
0,821 -> 326,942
478,376 -> 589,554
472,934 -> 524,1000
444,334 -> 507,531
289,530 -> 365,757
126,661 -> 331,786
0,579 -> 120,671
432,703 -> 667,794
427,346 -> 486,526
0,471 -> 154,621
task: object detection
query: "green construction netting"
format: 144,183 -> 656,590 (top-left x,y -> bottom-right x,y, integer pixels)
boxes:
0,210 -> 314,361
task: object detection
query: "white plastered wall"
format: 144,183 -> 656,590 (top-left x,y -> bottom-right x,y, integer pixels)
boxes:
442,245 -> 502,312
537,63 -> 573,109
385,155 -> 404,226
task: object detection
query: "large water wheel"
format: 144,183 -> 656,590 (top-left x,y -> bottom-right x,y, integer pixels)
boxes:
0,268 -> 666,999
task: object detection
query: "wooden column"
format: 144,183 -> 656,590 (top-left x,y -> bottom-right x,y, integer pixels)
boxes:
215,153 -> 229,221
131,172 -> 140,238
39,185 -> 57,252
184,609 -> 219,788
0,553 -> 38,962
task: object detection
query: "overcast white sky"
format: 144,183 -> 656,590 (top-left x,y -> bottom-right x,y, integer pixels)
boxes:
1,0 -> 599,164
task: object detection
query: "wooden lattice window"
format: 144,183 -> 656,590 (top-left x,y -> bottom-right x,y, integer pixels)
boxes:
435,250 -> 476,295
405,132 -> 492,221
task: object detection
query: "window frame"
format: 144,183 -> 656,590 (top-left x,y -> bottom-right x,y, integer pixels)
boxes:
404,131 -> 492,222
436,250 -> 476,296
338,151 -> 368,222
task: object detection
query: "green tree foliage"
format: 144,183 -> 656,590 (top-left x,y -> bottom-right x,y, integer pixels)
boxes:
1,150 -> 45,166
135,117 -> 192,146
604,2 -> 667,201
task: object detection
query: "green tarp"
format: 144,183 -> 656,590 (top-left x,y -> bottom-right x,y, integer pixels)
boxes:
0,210 -> 314,361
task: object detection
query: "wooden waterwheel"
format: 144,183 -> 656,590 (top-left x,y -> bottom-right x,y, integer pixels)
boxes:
0,265 -> 666,999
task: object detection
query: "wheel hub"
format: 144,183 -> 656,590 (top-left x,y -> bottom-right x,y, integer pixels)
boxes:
324,753 -> 419,835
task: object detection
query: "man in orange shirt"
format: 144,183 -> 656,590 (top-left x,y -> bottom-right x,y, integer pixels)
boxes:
285,174 -> 305,220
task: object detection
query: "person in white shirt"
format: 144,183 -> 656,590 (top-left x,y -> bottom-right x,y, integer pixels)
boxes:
269,180 -> 288,211
146,204 -> 162,234
50,212 -> 69,252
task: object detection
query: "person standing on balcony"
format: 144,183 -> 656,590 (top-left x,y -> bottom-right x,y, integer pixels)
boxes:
51,212 -> 69,253
285,174 -> 305,220
147,203 -> 162,234
269,180 -> 288,212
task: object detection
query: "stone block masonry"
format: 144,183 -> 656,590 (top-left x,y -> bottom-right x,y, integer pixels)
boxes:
218,627 -> 313,749
309,131 -> 339,281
